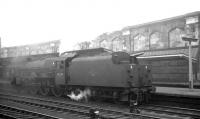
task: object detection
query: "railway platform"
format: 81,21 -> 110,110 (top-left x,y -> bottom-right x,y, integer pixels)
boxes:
156,86 -> 200,98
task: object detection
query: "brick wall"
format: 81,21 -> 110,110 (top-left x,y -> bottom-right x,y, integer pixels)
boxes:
90,12 -> 200,53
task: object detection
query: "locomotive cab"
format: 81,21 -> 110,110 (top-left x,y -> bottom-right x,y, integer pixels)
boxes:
53,60 -> 66,85
46,57 -> 67,97
50,53 -> 77,97
127,53 -> 155,105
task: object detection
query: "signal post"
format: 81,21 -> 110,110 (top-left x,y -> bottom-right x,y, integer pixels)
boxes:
182,37 -> 198,89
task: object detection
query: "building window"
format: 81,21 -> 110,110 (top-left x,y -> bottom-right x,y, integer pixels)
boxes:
112,38 -> 123,51
133,34 -> 149,51
99,39 -> 108,49
122,39 -> 127,51
150,32 -> 164,49
169,28 -> 187,48
130,36 -> 134,52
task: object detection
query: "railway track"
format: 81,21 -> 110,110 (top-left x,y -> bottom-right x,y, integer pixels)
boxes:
139,104 -> 200,119
0,103 -> 61,119
0,93 -> 161,119
1,92 -> 200,119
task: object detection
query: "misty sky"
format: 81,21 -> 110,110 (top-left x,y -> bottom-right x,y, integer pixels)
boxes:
0,0 -> 199,52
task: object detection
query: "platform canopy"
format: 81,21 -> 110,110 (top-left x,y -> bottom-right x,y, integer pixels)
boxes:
136,46 -> 199,63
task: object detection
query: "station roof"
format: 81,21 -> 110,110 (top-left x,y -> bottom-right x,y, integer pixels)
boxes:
124,11 -> 200,30
61,48 -> 112,57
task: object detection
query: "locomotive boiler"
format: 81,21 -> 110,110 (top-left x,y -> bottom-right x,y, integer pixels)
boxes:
8,48 -> 155,104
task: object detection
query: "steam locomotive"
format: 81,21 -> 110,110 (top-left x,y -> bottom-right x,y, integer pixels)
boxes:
7,48 -> 155,104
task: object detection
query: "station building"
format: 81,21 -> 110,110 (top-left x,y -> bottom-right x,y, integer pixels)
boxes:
0,40 -> 60,58
0,40 -> 60,79
90,11 -> 200,87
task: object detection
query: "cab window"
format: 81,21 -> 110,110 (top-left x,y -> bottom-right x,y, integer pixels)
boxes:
52,61 -> 64,69
52,61 -> 57,67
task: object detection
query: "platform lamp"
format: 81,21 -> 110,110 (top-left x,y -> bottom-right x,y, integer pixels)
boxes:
182,36 -> 198,89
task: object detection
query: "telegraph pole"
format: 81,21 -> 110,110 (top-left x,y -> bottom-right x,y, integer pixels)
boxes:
182,37 -> 198,89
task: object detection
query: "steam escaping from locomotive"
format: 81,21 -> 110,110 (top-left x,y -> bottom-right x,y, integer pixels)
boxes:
67,88 -> 91,101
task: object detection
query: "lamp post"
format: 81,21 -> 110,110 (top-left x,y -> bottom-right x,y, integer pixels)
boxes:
182,37 -> 198,89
